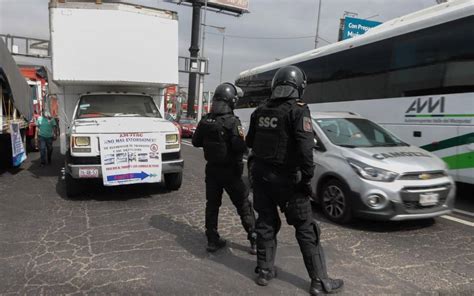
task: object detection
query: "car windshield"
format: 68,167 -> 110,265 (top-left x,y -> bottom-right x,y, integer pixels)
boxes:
179,118 -> 196,124
314,117 -> 407,148
76,95 -> 161,119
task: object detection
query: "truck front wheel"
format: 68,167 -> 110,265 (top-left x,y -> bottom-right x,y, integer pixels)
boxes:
65,173 -> 81,198
164,172 -> 182,191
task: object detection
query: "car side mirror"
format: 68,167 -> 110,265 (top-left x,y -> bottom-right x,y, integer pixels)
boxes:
313,137 -> 326,152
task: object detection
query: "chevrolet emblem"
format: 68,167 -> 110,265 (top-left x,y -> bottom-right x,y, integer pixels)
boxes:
419,173 -> 431,180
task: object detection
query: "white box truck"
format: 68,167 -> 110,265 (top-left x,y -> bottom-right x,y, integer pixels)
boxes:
49,1 -> 183,197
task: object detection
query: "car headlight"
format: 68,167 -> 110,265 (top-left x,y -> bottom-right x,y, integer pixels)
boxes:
166,134 -> 179,143
73,136 -> 91,147
443,160 -> 450,171
347,158 -> 398,182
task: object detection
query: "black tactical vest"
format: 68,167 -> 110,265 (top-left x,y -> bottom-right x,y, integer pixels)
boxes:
200,114 -> 231,165
252,100 -> 296,167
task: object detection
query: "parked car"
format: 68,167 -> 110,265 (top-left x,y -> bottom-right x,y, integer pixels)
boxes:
178,117 -> 197,138
247,112 -> 455,224
166,113 -> 182,137
310,112 -> 455,223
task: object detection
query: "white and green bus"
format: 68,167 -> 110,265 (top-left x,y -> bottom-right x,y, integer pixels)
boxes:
235,0 -> 474,185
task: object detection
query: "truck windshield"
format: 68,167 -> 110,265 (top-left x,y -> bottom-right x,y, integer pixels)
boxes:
315,118 -> 407,148
76,95 -> 161,119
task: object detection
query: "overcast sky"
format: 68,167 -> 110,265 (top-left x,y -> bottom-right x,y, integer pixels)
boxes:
1,0 -> 437,91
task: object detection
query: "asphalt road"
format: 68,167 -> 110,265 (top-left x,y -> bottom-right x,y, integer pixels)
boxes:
0,143 -> 473,295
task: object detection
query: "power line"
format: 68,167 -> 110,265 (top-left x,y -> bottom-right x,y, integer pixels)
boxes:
206,31 -> 333,45
206,32 -> 317,40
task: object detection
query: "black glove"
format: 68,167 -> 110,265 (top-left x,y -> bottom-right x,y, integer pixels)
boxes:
297,180 -> 313,197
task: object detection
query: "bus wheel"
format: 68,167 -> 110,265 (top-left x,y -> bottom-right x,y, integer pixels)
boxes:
165,172 -> 182,191
320,179 -> 352,224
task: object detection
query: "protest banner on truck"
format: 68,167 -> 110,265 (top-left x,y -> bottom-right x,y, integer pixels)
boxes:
100,133 -> 164,186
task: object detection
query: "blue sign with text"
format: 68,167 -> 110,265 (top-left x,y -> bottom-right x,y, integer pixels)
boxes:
343,17 -> 382,40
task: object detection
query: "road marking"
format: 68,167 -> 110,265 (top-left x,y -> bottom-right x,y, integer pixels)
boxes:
181,140 -> 194,147
441,215 -> 474,227
453,208 -> 474,217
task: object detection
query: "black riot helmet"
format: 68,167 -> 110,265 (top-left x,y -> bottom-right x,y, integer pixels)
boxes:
211,82 -> 244,114
271,65 -> 307,100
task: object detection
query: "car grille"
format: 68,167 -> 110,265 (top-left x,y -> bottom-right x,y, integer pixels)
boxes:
400,183 -> 451,211
398,171 -> 447,181
70,152 -> 180,164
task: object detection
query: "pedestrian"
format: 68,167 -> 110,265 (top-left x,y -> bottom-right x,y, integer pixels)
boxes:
35,111 -> 58,167
246,66 -> 344,295
192,83 -> 257,254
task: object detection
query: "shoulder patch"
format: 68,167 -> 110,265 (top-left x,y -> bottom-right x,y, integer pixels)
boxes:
303,117 -> 313,132
297,102 -> 306,106
238,125 -> 244,138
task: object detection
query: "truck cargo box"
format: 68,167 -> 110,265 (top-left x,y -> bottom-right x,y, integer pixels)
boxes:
49,1 -> 178,86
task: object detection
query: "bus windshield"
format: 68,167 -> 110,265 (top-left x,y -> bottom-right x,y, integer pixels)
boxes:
76,95 -> 161,119
315,118 -> 407,148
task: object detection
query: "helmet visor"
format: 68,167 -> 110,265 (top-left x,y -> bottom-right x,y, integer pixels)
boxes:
271,85 -> 298,99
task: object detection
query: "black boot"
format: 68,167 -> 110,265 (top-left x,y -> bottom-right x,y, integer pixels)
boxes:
309,278 -> 344,295
249,232 -> 257,255
206,238 -> 226,253
255,268 -> 277,286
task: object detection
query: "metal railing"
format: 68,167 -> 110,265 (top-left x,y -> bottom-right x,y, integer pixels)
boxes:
0,34 -> 50,58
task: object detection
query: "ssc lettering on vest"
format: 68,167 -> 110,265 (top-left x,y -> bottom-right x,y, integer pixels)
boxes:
258,117 -> 278,128
372,151 -> 431,160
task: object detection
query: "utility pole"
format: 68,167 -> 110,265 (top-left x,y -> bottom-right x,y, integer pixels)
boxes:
314,0 -> 322,48
219,33 -> 226,83
186,0 -> 203,118
196,0 -> 208,122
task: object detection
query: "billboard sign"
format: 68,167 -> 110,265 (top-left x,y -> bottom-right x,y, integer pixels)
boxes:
342,17 -> 382,40
182,0 -> 249,13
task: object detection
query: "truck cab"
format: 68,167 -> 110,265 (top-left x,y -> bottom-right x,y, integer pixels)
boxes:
65,92 -> 183,196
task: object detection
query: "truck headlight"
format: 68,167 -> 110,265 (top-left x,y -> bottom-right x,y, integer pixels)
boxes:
347,158 -> 398,182
166,134 -> 179,143
71,136 -> 91,153
165,133 -> 180,150
73,136 -> 91,147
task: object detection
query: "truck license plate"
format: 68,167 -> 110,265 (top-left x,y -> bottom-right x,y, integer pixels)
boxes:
79,168 -> 99,178
419,192 -> 439,206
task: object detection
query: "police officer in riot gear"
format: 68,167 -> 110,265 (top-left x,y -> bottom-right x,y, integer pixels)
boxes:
192,82 -> 257,254
246,66 -> 344,295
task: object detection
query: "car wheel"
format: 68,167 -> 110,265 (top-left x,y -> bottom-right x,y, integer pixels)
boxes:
165,172 -> 182,190
65,173 -> 81,198
320,179 -> 352,224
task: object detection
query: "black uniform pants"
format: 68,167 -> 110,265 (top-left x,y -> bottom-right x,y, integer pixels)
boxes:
252,162 -> 329,281
205,163 -> 255,243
